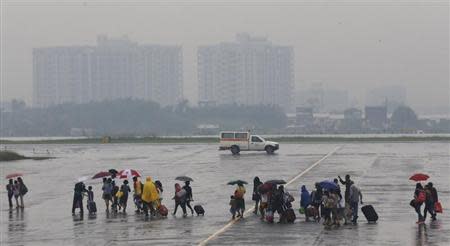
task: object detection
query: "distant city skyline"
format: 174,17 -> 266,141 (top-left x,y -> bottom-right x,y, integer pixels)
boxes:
33,36 -> 183,107
2,2 -> 448,114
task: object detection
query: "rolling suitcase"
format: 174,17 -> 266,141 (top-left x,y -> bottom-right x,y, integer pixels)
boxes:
194,205 -> 205,216
361,205 -> 378,223
285,208 -> 296,223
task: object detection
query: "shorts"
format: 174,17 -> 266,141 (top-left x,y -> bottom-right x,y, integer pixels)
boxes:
103,194 -> 112,200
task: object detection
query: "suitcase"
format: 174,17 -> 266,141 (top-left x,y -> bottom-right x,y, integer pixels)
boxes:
285,208 -> 296,223
266,210 -> 274,223
194,205 -> 205,216
87,201 -> 97,213
361,205 -> 378,223
158,204 -> 168,216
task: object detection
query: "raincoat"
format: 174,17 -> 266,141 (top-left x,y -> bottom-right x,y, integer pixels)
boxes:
141,177 -> 160,203
300,185 -> 311,209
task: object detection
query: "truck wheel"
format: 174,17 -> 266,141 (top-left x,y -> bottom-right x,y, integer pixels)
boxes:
265,146 -> 275,154
231,145 -> 240,155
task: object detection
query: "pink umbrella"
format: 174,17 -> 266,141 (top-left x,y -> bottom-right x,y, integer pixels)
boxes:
118,169 -> 141,179
92,171 -> 111,179
5,173 -> 23,179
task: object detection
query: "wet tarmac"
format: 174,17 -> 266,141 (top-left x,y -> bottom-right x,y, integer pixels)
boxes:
1,142 -> 449,245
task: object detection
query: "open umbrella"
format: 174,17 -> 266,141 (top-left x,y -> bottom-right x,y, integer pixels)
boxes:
92,171 -> 111,179
118,169 -> 141,179
409,173 -> 430,182
109,169 -> 119,178
320,180 -> 338,191
265,179 -> 287,185
227,180 -> 247,185
5,173 -> 23,179
175,176 -> 194,182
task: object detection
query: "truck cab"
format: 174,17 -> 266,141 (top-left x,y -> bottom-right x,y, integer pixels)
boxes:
219,131 -> 279,155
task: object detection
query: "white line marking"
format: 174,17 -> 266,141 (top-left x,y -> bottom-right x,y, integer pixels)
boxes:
198,145 -> 342,246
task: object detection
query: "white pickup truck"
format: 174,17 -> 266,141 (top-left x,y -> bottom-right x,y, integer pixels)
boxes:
219,131 -> 279,154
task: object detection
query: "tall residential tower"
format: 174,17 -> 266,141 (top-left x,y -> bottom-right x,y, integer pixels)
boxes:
198,33 -> 294,111
33,36 -> 183,107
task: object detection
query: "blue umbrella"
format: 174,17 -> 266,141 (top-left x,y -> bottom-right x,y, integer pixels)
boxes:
319,180 -> 338,191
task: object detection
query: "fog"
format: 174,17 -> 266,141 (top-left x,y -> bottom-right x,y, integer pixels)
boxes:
1,0 -> 449,112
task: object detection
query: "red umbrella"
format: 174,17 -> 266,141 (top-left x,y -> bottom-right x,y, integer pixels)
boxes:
5,173 -> 23,179
409,173 -> 430,182
92,171 -> 111,179
118,169 -> 141,179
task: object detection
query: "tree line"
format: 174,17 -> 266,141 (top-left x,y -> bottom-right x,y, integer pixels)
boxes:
0,99 -> 287,137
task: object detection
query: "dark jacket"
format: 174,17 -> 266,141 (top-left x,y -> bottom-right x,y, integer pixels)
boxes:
430,187 -> 438,202
6,184 -> 14,196
252,178 -> 263,201
87,190 -> 94,202
311,189 -> 323,205
183,185 -> 193,200
74,182 -> 87,197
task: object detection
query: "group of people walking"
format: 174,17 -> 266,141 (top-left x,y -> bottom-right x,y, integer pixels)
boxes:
67,172 -> 439,226
71,175 -> 202,219
230,177 -> 296,223
299,175 -> 363,226
242,174 -> 363,226
411,182 -> 440,224
6,177 -> 28,209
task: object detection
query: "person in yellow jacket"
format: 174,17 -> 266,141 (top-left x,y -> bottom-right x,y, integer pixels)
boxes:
141,177 -> 160,217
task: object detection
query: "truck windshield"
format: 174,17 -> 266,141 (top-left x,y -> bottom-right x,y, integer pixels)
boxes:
251,136 -> 263,142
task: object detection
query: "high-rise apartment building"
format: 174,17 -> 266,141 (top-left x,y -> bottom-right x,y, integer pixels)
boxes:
33,36 -> 183,107
198,33 -> 294,111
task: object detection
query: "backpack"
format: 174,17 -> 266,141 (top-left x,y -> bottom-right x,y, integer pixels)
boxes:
416,191 -> 426,203
21,184 -> 28,196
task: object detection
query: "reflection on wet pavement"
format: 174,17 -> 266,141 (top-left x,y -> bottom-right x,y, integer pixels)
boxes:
1,142 -> 449,245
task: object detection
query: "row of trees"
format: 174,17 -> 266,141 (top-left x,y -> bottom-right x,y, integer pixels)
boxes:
0,99 -> 287,137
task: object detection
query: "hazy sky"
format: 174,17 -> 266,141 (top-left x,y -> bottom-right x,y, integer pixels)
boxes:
1,0 -> 449,112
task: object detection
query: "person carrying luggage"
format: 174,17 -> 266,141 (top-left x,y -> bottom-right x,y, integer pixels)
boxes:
413,183 -> 425,224
183,181 -> 194,215
349,183 -> 363,224
427,182 -> 439,220
141,177 -> 160,217
423,184 -> 436,221
272,185 -> 287,223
